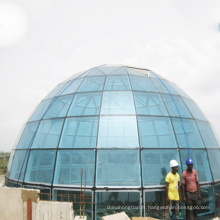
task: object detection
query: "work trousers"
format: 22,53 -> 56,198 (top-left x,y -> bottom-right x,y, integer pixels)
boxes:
185,191 -> 198,220
168,200 -> 179,220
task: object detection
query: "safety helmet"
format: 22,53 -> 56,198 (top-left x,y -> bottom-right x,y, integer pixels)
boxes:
186,158 -> 193,165
170,160 -> 179,168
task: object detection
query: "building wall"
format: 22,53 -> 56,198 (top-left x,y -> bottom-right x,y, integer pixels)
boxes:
0,187 -> 74,220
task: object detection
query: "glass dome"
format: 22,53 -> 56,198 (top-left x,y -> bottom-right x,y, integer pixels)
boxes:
6,65 -> 220,219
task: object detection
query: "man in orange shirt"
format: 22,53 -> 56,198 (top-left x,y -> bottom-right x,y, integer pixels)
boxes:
182,158 -> 201,220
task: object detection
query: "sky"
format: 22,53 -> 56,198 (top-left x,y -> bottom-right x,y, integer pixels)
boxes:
0,0 -> 220,152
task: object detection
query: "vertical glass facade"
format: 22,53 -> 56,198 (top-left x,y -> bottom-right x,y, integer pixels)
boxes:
142,149 -> 181,186
198,185 -> 215,218
144,190 -> 186,219
215,183 -> 220,217
96,150 -> 140,186
53,189 -> 93,219
95,191 -> 140,219
6,65 -> 220,219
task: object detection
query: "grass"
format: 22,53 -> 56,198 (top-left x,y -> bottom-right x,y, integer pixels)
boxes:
0,152 -> 10,175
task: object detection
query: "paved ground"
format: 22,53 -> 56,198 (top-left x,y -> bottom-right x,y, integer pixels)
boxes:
0,175 -> 5,185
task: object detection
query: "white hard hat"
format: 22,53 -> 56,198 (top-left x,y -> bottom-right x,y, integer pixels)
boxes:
170,160 -> 179,168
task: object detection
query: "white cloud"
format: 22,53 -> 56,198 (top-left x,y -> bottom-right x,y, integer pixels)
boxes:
0,1 -> 28,47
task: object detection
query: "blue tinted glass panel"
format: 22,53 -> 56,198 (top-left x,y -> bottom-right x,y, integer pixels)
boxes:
97,66 -> 122,74
172,118 -> 205,148
127,67 -> 150,77
135,69 -> 150,76
13,124 -> 26,149
95,191 -> 140,219
54,150 -> 95,186
101,91 -> 135,115
182,98 -> 206,120
96,150 -> 140,186
180,149 -> 212,182
17,122 -> 38,149
207,150 -> 220,181
129,75 -> 157,92
98,116 -> 139,148
134,92 -> 168,116
107,67 -> 128,75
138,116 -> 177,148
59,117 -> 98,148
44,94 -> 74,119
198,185 -> 214,216
142,149 -> 181,186
151,78 -> 178,95
6,150 -> 15,177
68,92 -> 102,116
196,121 -> 219,148
54,190 -> 92,219
215,183 -> 220,216
24,150 -> 56,184
78,76 -> 105,92
61,78 -> 84,95
9,150 -> 28,181
32,119 -> 64,148
169,82 -> 190,98
87,68 -> 105,76
145,190 -> 183,218
162,94 -> 192,118
29,99 -> 53,122
7,181 -> 22,187
149,71 -> 162,78
44,82 -> 68,99
104,75 -> 131,90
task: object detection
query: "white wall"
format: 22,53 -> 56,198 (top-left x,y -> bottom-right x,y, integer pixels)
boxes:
0,187 -> 74,220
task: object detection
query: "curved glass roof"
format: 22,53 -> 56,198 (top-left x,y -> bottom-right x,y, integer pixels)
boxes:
7,65 -> 220,186
6,65 -> 220,218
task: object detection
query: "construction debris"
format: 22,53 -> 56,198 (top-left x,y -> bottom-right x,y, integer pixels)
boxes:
132,217 -> 159,220
102,211 -> 130,220
74,216 -> 87,220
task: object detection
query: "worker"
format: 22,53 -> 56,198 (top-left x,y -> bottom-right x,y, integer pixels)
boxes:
182,158 -> 201,220
166,160 -> 181,220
